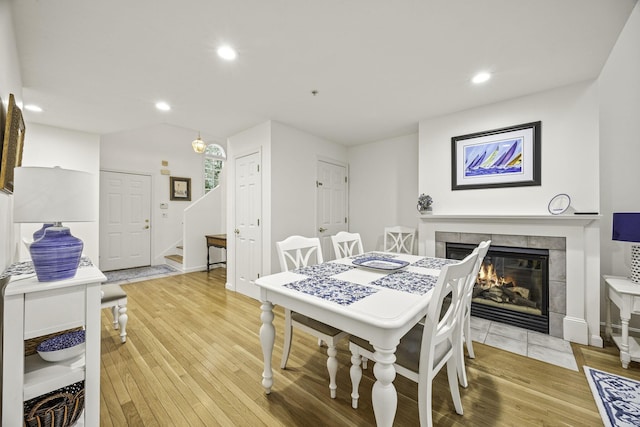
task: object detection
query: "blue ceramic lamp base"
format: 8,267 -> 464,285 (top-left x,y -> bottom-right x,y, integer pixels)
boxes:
29,226 -> 84,282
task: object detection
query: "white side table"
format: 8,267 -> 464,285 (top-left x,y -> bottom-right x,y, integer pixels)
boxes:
604,275 -> 640,368
1,262 -> 105,426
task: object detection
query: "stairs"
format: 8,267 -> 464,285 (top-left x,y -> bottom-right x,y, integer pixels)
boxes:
164,245 -> 183,270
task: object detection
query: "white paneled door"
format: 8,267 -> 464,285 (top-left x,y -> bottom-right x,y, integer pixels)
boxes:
234,151 -> 262,298
99,171 -> 151,271
317,160 -> 348,260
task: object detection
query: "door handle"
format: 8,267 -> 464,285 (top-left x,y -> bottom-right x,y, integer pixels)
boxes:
144,225 -> 150,229
319,227 -> 327,232
234,228 -> 240,234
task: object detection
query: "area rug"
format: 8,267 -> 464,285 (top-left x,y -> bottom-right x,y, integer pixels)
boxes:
584,366 -> 640,427
104,264 -> 178,284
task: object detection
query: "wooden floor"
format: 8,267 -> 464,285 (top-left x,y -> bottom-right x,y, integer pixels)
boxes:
99,270 -> 640,426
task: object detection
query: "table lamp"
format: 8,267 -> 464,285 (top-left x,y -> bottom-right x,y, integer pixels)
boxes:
612,212 -> 640,284
13,166 -> 96,282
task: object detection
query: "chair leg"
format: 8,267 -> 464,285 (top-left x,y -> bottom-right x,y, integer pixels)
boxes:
280,309 -> 293,369
457,338 -> 468,388
349,347 -> 363,409
417,375 -> 433,427
111,306 -> 119,329
447,359 -> 464,416
117,305 -> 128,343
327,344 -> 338,399
465,315 -> 475,359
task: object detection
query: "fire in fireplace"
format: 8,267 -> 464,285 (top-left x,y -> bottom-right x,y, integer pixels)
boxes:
446,243 -> 549,333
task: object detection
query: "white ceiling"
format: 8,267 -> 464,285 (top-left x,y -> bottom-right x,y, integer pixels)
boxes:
9,0 -> 637,146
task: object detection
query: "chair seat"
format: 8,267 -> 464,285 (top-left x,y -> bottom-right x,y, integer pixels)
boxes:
349,324 -> 449,374
101,284 -> 127,303
292,312 -> 342,336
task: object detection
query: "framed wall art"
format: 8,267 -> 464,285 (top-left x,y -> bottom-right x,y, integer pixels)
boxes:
451,121 -> 541,191
0,94 -> 26,194
170,176 -> 191,201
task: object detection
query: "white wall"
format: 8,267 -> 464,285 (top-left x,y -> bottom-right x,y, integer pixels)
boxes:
599,1 -> 640,279
0,0 -> 23,271
599,2 -> 640,328
18,123 -> 101,264
270,121 -> 348,270
348,133 -> 419,252
419,81 -> 600,215
100,123 -> 219,266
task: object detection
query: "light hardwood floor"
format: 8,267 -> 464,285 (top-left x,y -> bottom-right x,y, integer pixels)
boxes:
100,269 -> 639,426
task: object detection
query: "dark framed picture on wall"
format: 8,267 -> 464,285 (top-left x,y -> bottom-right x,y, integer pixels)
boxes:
0,93 -> 26,194
451,121 -> 541,191
170,176 -> 191,201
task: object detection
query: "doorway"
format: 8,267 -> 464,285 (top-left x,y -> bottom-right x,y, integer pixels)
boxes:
99,170 -> 151,271
316,160 -> 348,260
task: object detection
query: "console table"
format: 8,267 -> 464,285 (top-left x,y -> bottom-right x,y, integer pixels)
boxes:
1,262 -> 105,426
604,275 -> 640,368
206,234 -> 227,271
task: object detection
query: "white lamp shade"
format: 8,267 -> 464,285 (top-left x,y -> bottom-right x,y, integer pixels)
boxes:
13,166 -> 97,223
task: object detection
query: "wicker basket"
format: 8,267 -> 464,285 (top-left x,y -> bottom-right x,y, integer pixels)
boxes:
23,381 -> 85,427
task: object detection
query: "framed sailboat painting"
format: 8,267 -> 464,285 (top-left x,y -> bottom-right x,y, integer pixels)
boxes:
451,121 -> 541,190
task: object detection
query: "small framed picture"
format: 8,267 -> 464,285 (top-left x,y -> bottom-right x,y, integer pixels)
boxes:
170,176 -> 191,201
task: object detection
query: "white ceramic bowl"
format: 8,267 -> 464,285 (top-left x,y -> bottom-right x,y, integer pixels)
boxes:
37,330 -> 85,362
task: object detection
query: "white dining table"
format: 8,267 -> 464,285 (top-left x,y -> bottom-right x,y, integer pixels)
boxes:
255,251 -> 458,426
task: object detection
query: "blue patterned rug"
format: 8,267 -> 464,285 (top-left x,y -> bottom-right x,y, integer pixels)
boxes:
584,366 -> 640,426
104,264 -> 178,284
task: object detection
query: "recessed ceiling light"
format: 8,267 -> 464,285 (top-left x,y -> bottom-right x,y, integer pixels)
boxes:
24,104 -> 43,112
217,45 -> 237,61
472,72 -> 491,84
155,101 -> 171,111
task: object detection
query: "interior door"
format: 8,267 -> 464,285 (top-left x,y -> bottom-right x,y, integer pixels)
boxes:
316,160 -> 348,260
234,151 -> 262,298
99,171 -> 151,271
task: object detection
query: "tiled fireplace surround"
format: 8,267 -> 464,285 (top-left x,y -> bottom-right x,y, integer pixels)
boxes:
418,215 -> 602,347
434,231 -> 565,338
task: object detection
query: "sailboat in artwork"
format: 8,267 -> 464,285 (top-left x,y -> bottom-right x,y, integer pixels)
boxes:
493,141 -> 519,168
479,147 -> 500,169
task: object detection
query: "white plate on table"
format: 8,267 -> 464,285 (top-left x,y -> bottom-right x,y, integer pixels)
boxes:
352,257 -> 409,271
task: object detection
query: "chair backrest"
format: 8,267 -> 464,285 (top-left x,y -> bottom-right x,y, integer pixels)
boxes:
383,226 -> 416,254
419,250 -> 478,372
331,231 -> 364,259
462,240 -> 491,310
276,235 -> 324,272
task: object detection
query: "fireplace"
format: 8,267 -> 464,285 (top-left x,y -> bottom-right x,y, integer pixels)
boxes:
447,243 -> 549,333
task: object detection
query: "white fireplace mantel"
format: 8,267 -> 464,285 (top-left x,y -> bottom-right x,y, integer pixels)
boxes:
418,213 -> 602,347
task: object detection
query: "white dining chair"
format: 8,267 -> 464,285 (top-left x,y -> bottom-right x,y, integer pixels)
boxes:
101,284 -> 128,343
457,240 -> 491,388
349,250 -> 479,427
331,231 -> 364,259
384,226 -> 416,254
276,235 -> 349,399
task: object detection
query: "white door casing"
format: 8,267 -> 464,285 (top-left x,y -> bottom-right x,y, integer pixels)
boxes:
234,152 -> 262,296
99,171 -> 151,271
317,160 -> 348,260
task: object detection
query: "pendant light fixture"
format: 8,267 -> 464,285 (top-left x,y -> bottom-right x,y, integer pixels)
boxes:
192,132 -> 206,153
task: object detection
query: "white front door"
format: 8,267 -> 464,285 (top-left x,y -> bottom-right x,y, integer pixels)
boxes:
317,160 -> 348,260
99,171 -> 151,271
234,151 -> 262,298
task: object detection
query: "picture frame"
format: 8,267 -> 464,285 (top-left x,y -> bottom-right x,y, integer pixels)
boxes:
170,176 -> 191,201
451,121 -> 541,191
0,94 -> 26,194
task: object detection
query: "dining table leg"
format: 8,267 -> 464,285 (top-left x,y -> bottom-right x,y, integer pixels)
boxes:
372,346 -> 397,427
260,301 -> 275,394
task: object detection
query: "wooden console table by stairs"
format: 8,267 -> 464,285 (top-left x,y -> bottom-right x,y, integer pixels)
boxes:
206,234 -> 227,271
